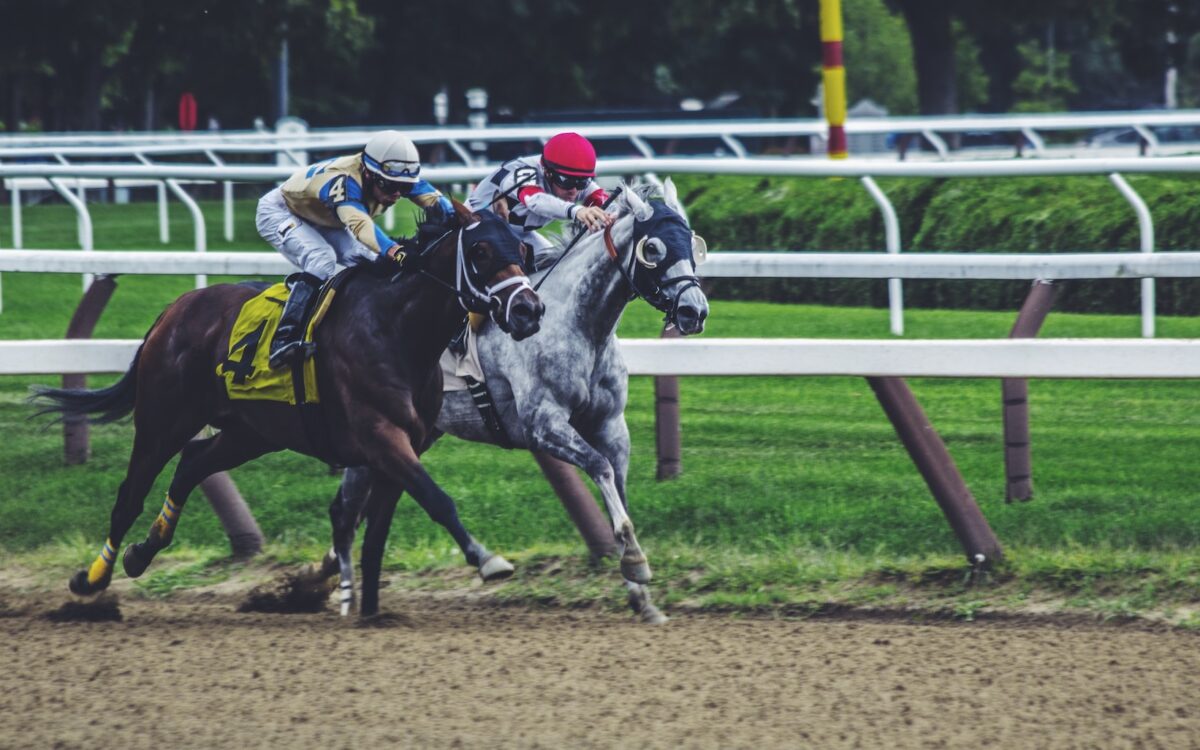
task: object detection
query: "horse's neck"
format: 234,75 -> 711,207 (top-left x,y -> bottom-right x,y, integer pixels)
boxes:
368,242 -> 465,361
544,222 -> 632,341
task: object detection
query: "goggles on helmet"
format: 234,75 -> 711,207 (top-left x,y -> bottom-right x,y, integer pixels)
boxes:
363,152 -> 420,181
547,169 -> 590,191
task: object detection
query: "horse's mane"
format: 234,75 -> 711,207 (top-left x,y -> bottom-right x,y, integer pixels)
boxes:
390,209 -> 456,257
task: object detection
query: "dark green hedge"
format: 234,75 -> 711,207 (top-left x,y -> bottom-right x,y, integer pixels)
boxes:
672,173 -> 1200,314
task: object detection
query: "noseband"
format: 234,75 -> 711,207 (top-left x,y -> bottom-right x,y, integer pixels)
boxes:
604,222 -> 701,327
453,227 -> 534,322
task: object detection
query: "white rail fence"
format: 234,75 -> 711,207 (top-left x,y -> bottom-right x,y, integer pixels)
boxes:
3,337 -> 1198,379
1,249 -> 1199,378
4,248 -> 1200,280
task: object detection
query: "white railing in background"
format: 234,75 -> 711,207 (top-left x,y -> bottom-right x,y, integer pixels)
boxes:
3,109 -> 1200,160
2,338 -> 1198,379
4,249 -> 1200,280
4,155 -> 1197,334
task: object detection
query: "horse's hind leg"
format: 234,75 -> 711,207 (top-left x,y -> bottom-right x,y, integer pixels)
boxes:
122,428 -> 272,578
358,482 -> 399,618
328,466 -> 373,616
71,424 -> 202,595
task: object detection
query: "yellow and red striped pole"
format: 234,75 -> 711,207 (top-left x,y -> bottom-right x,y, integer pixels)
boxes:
820,0 -> 848,159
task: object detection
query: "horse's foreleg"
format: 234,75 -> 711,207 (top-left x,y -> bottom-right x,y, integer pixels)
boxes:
624,581 -> 668,625
395,468 -> 514,582
589,418 -> 655,590
529,416 -> 651,586
363,430 -> 512,604
409,431 -> 511,581
122,430 -> 270,579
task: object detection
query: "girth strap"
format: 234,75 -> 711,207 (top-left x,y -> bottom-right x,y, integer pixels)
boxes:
288,269 -> 358,468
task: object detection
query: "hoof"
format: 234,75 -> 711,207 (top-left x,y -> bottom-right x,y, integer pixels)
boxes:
122,543 -> 151,578
639,604 -> 669,625
620,553 -> 652,585
478,554 -> 515,582
69,569 -> 110,596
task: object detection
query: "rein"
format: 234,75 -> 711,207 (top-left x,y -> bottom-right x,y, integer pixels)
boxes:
532,187 -> 623,293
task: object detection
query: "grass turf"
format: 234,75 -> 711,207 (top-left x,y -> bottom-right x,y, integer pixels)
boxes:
2,196 -> 1198,621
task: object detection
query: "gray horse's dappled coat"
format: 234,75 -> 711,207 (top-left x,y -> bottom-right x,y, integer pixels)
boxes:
442,181 -> 708,455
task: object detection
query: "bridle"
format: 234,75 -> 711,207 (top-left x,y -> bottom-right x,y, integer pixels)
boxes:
404,216 -> 534,330
603,215 -> 702,328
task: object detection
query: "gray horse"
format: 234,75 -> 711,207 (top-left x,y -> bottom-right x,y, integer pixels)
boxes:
329,180 -> 710,622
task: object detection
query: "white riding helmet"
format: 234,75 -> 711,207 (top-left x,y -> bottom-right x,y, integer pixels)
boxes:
362,130 -> 421,184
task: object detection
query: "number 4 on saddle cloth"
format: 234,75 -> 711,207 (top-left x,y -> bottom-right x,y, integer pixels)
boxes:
216,273 -> 352,461
217,271 -> 351,405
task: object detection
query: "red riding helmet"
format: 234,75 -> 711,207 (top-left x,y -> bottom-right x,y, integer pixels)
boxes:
541,132 -> 597,177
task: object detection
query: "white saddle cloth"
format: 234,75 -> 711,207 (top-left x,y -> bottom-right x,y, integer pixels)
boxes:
440,324 -> 485,392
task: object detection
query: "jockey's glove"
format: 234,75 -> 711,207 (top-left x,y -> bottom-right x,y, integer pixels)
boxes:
380,244 -> 407,264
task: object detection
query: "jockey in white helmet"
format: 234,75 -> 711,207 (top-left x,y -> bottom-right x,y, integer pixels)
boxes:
256,129 -> 454,369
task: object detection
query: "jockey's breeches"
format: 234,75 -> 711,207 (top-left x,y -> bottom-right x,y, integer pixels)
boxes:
256,188 -> 374,281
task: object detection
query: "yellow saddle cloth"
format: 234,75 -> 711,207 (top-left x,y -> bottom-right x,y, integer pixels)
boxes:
217,282 -> 323,404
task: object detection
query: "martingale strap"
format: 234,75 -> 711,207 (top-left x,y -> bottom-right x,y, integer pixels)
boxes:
464,376 -> 512,448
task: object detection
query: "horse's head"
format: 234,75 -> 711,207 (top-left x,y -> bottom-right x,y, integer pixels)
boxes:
449,199 -> 544,341
613,180 -> 710,335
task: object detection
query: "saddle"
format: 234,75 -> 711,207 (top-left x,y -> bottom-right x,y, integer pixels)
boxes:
218,274 -> 345,403
217,271 -> 355,464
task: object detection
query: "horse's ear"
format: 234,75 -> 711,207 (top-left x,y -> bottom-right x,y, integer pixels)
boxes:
624,185 -> 655,222
451,198 -> 478,227
663,177 -> 680,209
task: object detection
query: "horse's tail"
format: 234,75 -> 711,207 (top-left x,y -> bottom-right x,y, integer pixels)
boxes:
28,312 -> 164,425
29,345 -> 143,424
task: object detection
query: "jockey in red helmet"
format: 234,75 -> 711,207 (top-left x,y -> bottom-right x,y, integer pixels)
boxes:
467,132 -> 613,270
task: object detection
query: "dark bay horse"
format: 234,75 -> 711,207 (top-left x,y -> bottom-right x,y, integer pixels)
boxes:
330,181 -> 709,622
33,201 -> 543,615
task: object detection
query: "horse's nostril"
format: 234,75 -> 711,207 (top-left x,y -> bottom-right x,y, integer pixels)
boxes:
511,298 -> 542,325
676,305 -> 707,333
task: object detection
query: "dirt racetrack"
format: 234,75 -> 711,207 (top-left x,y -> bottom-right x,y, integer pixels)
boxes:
2,588 -> 1198,749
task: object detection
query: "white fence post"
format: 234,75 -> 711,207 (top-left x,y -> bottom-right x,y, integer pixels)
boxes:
46,178 -> 94,290
1108,173 -> 1156,338
861,176 -> 903,336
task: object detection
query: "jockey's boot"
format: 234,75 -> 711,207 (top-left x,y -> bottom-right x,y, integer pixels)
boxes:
268,272 -> 321,370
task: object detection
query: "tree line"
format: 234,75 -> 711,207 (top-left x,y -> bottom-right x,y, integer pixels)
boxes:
1,0 -> 1196,133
